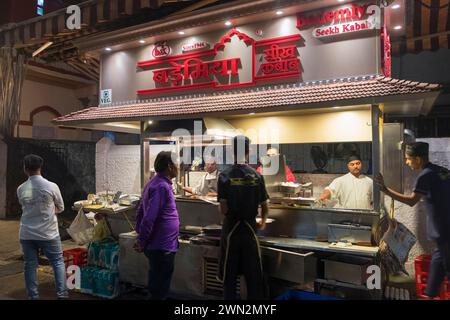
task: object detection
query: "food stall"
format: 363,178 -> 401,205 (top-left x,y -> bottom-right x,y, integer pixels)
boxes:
56,0 -> 441,299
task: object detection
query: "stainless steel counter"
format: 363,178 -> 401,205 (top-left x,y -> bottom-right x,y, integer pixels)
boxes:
176,197 -> 380,245
259,237 -> 379,257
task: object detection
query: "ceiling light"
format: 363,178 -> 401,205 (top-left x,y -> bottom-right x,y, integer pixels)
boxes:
178,31 -> 185,35
338,0 -> 345,2
394,25 -> 402,30
333,106 -> 341,109
139,40 -> 145,44
148,120 -> 153,125
276,10 -> 283,15
225,21 -> 232,26
391,4 -> 401,9
105,47 -> 112,51
249,112 -> 255,115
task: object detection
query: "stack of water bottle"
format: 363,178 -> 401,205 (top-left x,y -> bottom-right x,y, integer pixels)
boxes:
80,237 -> 120,299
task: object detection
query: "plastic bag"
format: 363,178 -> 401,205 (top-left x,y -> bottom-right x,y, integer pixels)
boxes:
67,208 -> 94,245
379,198 -> 417,275
92,217 -> 111,241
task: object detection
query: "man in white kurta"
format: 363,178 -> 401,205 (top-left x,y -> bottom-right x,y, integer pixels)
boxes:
319,155 -> 373,210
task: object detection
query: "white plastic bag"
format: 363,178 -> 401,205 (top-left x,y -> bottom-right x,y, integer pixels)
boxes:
67,208 -> 94,245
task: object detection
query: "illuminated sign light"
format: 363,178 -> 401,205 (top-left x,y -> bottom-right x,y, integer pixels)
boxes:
313,19 -> 375,38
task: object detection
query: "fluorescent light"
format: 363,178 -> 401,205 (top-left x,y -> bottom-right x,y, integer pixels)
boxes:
32,41 -> 53,57
338,0 -> 345,2
139,40 -> 145,44
178,31 -> 185,35
392,4 -> 401,9
276,10 -> 283,15
105,47 -> 112,51
225,21 -> 232,26
394,25 -> 402,30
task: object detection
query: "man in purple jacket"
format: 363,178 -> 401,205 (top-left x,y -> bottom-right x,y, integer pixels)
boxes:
135,151 -> 179,300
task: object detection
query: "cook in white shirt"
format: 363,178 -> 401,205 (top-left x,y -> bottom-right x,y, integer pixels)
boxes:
178,159 -> 218,196
319,155 -> 373,210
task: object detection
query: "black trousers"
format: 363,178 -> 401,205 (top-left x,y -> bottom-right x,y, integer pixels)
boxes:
220,221 -> 264,300
144,249 -> 176,300
425,241 -> 450,297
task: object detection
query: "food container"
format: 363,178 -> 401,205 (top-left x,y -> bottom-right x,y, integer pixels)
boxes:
327,223 -> 372,244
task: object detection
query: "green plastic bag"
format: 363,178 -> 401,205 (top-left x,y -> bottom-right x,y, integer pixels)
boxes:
92,218 -> 111,241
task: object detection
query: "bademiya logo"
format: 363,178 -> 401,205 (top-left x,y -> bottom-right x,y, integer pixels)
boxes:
152,42 -> 171,58
66,5 -> 81,30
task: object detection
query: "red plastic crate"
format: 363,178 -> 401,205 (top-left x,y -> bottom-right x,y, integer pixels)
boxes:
63,248 -> 88,268
414,254 -> 449,300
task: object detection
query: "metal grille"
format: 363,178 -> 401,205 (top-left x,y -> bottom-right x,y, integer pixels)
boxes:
203,257 -> 240,297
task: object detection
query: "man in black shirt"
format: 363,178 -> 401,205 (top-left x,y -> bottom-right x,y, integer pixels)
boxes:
375,142 -> 450,298
217,135 -> 269,300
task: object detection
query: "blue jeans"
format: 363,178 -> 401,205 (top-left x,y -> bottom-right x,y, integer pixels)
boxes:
20,238 -> 68,299
425,241 -> 450,297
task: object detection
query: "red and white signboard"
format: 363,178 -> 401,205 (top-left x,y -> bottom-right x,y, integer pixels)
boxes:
313,19 -> 375,38
297,3 -> 371,30
182,41 -> 209,52
137,29 -> 303,96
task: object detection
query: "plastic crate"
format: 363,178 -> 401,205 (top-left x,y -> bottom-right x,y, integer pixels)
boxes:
80,266 -> 100,294
414,254 -> 449,300
98,242 -> 119,271
92,269 -> 120,299
88,238 -> 116,268
63,248 -> 88,268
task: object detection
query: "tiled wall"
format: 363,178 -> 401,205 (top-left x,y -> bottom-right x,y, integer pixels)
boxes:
280,143 -> 372,174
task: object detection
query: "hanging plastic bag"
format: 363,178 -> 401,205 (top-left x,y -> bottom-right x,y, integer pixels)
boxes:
67,208 -> 94,245
378,198 -> 417,275
92,214 -> 111,241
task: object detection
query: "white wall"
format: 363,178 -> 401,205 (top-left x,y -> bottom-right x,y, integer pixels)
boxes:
96,137 -> 141,195
388,138 -> 450,274
0,138 -> 6,219
227,109 -> 372,144
18,79 -> 97,141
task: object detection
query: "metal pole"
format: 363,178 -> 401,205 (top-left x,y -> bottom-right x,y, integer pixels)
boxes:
371,104 -> 382,213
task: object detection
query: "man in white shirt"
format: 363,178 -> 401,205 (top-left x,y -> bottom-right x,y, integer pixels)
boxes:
319,155 -> 373,210
178,158 -> 218,196
17,154 -> 68,299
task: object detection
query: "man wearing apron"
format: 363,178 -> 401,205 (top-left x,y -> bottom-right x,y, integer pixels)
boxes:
217,135 -> 269,300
